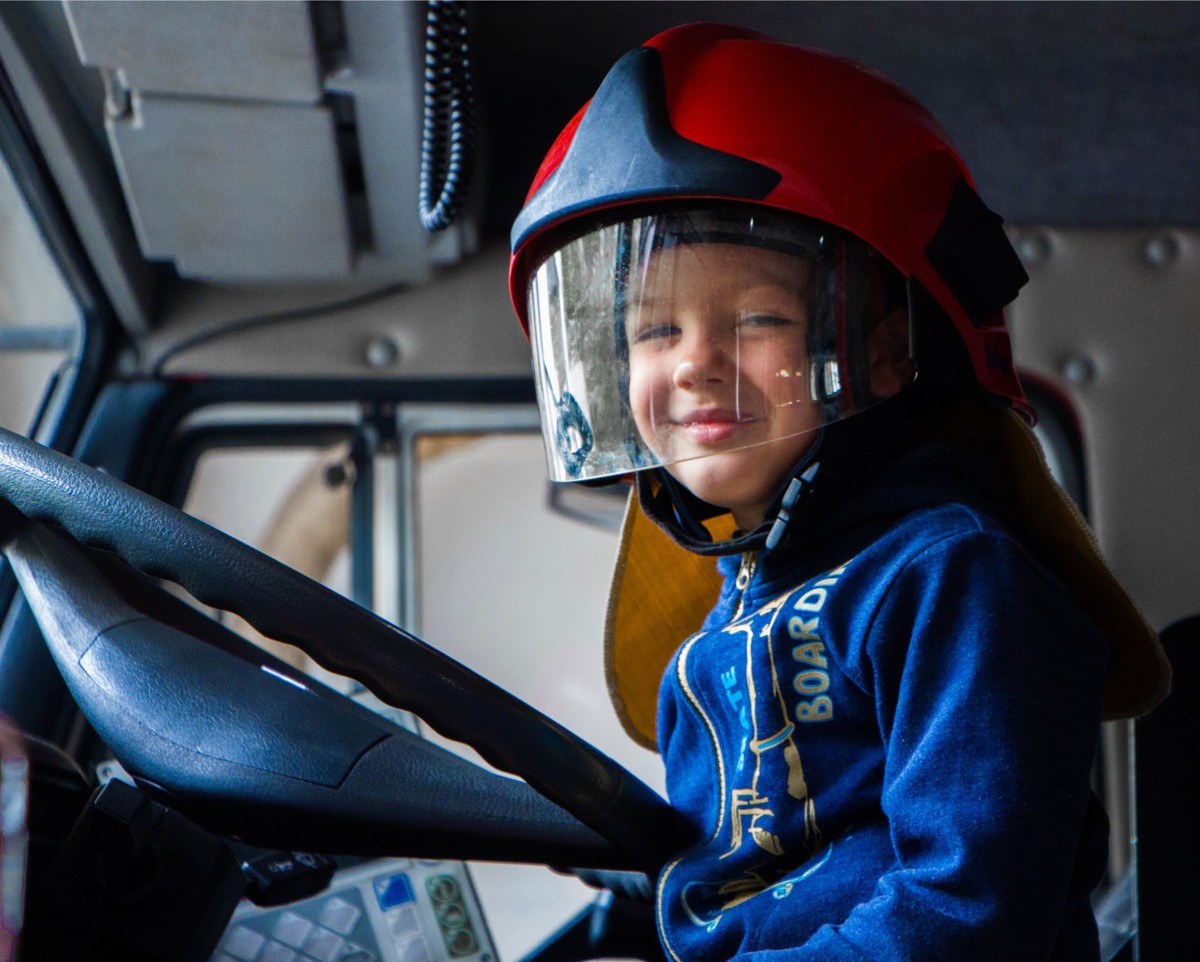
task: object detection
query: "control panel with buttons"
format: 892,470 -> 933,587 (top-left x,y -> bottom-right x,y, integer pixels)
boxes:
211,859 -> 495,962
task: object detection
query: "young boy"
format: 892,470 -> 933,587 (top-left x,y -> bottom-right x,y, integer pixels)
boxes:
507,23 -> 1170,962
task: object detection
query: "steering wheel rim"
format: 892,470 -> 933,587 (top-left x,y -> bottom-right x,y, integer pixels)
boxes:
0,425 -> 680,869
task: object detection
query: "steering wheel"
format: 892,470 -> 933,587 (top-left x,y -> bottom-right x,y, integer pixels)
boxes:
0,425 -> 684,873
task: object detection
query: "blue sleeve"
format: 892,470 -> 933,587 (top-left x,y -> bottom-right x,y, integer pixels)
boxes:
740,529 -> 1110,962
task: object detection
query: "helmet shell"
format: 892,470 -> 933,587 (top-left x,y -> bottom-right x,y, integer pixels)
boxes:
509,22 -> 1029,412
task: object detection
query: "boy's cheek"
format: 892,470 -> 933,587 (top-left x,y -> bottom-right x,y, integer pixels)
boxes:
628,377 -> 665,427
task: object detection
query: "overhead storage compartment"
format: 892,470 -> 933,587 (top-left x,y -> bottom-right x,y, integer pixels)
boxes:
62,0 -> 475,283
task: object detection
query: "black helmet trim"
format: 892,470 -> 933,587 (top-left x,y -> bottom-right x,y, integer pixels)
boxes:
510,46 -> 780,254
926,179 -> 1029,326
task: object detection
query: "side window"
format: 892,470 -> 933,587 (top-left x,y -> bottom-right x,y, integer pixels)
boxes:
414,430 -> 655,782
182,441 -> 358,689
0,154 -> 82,437
412,427 -> 657,958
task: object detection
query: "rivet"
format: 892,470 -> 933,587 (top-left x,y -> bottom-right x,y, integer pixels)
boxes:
364,335 -> 400,369
1016,233 -> 1051,266
1060,354 -> 1097,386
1144,233 -> 1179,267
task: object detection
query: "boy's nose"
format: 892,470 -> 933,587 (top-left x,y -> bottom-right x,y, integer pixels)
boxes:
672,336 -> 731,389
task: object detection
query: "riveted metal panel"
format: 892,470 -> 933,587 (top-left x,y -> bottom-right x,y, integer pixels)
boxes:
1007,228 -> 1200,632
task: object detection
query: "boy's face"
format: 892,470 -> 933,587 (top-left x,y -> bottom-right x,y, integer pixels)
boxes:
627,242 -> 821,530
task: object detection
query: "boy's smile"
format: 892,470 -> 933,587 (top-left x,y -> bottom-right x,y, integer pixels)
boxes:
673,407 -> 758,445
627,242 -> 822,530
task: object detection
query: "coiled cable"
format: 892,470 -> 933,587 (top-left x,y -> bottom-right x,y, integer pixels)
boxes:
419,1 -> 476,232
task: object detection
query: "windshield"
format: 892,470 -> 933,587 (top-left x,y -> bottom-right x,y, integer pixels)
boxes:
0,142 -> 83,438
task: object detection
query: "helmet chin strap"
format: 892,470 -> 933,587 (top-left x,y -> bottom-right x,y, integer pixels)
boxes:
764,459 -> 823,551
636,430 -> 827,557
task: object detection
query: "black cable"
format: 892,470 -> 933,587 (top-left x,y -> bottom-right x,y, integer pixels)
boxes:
419,1 -> 476,233
150,283 -> 405,377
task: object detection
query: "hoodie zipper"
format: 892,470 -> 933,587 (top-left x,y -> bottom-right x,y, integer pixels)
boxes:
657,548 -> 758,958
731,550 -> 758,622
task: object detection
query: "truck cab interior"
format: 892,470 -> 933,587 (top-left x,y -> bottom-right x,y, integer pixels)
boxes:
0,3 -> 1196,960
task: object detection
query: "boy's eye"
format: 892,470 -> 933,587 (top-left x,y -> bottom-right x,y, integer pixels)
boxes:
738,312 -> 795,329
633,322 -> 679,344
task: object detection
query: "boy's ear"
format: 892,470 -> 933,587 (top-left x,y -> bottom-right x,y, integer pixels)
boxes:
867,307 -> 913,398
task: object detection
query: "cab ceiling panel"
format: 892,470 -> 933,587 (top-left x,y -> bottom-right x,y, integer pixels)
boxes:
474,1 -> 1200,235
100,94 -> 348,280
63,0 -> 349,281
62,1 -> 323,102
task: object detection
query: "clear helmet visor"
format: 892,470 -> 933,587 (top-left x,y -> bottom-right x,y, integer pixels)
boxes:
526,206 -> 916,484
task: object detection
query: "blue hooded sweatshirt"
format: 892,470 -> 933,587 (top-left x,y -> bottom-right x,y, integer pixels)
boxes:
655,443 -> 1110,962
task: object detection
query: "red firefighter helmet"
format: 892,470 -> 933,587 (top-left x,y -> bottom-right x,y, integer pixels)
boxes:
509,24 -> 1030,483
